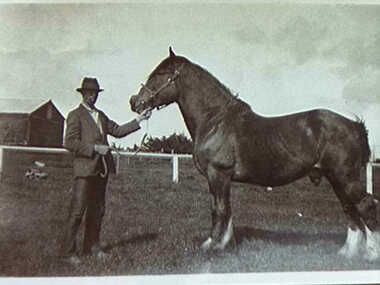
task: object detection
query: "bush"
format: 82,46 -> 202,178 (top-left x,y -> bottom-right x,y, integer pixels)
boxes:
128,132 -> 193,154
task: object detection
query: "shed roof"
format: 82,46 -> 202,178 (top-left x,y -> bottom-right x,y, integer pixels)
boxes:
0,98 -> 51,114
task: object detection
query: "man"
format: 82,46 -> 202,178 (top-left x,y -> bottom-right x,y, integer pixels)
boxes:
61,77 -> 151,264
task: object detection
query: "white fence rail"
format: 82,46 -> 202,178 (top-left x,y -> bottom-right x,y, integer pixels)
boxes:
0,145 -> 379,192
0,145 -> 192,183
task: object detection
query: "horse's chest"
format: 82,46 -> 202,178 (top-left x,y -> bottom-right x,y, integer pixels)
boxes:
195,130 -> 234,170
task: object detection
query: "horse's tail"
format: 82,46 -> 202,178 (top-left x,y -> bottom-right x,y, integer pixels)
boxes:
354,116 -> 371,167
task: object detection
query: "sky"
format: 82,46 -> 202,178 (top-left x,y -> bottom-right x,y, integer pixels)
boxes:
0,1 -> 380,157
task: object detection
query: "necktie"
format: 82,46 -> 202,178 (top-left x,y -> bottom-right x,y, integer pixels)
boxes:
96,114 -> 104,135
88,107 -> 103,134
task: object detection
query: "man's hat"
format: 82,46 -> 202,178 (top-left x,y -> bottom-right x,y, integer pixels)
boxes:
76,77 -> 104,93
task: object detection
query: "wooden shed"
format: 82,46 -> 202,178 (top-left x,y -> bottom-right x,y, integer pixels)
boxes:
0,98 -> 64,147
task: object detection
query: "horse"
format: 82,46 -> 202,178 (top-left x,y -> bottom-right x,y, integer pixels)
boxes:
130,47 -> 380,261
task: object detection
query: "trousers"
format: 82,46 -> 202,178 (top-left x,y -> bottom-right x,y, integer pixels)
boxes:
61,175 -> 108,256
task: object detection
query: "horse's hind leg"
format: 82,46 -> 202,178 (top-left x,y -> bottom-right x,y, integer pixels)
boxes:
357,193 -> 380,261
325,163 -> 380,260
201,165 -> 235,251
328,173 -> 380,261
321,150 -> 367,257
340,182 -> 380,261
330,180 -> 366,259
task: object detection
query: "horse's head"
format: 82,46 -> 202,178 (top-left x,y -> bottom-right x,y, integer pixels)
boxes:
130,47 -> 184,114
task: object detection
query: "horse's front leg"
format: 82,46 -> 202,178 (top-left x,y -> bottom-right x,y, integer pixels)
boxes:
201,165 -> 235,251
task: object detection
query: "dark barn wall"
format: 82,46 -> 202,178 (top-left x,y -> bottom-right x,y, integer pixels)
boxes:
0,114 -> 28,145
29,116 -> 64,147
28,102 -> 64,147
0,101 -> 64,147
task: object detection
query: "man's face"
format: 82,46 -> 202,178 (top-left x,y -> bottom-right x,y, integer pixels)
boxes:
82,89 -> 99,109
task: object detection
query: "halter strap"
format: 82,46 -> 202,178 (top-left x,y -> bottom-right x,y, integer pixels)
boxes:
140,64 -> 183,111
141,69 -> 180,97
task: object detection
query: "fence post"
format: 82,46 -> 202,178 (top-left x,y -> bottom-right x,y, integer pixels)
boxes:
0,147 -> 3,181
172,154 -> 179,183
367,162 -> 373,195
115,152 -> 120,175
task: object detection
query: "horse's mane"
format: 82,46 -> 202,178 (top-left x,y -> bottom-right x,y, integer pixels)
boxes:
353,115 -> 371,165
150,55 -> 252,115
192,59 -> 253,114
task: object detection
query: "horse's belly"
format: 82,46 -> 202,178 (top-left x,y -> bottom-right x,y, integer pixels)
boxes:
232,159 -> 312,187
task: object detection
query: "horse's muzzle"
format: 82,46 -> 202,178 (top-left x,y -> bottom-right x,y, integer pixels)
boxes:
129,95 -> 138,113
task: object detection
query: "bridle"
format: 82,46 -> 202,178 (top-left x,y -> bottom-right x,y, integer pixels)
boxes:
139,64 -> 183,111
132,64 -> 184,155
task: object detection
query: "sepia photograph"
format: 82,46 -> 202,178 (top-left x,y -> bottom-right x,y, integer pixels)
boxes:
0,0 -> 379,284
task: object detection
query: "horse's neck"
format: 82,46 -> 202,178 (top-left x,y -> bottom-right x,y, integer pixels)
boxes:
176,70 -> 233,139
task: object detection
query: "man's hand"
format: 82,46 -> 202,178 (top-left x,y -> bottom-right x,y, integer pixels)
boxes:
136,109 -> 152,123
94,144 -> 110,155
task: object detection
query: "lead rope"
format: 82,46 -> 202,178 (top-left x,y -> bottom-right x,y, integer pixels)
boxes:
134,115 -> 150,155
99,113 -> 151,178
99,147 -> 121,178
100,156 -> 108,178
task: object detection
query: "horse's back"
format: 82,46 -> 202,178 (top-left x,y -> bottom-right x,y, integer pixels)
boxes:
194,104 -> 368,186
229,108 -> 364,185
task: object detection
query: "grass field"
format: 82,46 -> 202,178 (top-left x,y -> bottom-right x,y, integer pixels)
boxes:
0,150 -> 380,277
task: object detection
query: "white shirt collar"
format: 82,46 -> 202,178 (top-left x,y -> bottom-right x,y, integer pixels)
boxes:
81,102 -> 97,113
81,102 -> 103,134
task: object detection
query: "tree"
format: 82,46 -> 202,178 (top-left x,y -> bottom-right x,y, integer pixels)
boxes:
128,132 -> 193,154
111,142 -> 126,151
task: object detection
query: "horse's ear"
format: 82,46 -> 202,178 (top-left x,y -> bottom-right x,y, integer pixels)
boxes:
169,46 -> 176,57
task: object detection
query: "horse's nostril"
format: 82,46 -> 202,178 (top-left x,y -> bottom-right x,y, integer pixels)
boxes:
130,95 -> 137,109
130,95 -> 136,104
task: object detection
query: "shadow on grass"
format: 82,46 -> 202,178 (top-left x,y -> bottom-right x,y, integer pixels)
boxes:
235,226 -> 346,246
104,232 -> 158,252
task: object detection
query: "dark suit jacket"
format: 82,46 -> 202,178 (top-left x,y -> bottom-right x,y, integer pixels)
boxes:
64,104 -> 140,177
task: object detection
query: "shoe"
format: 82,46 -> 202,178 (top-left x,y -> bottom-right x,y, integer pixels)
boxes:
63,255 -> 81,265
96,250 -> 110,260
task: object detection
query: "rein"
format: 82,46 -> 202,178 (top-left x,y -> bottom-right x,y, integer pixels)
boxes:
134,123 -> 148,155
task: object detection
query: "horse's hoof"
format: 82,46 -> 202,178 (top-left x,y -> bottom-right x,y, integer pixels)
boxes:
338,241 -> 363,259
338,227 -> 365,259
338,246 -> 358,259
213,242 -> 227,250
364,250 -> 380,262
201,237 -> 213,251
364,227 -> 380,262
